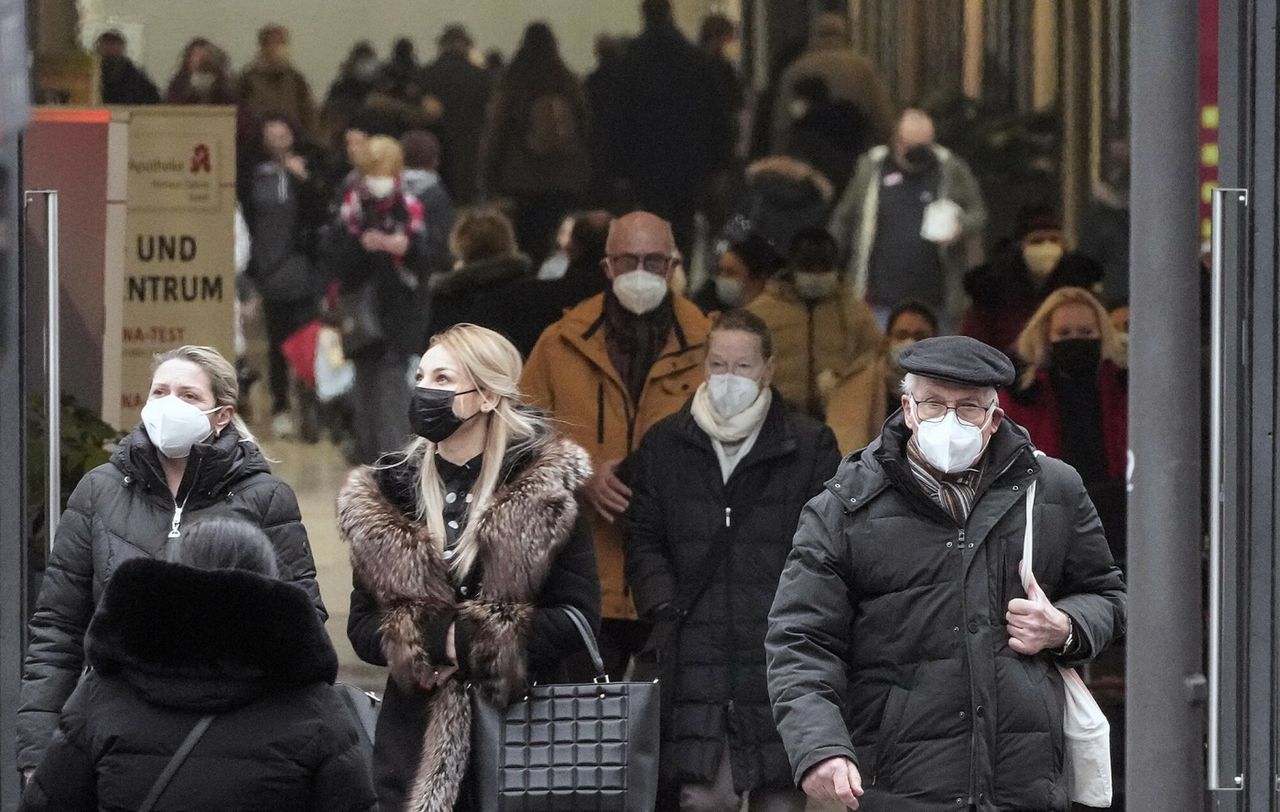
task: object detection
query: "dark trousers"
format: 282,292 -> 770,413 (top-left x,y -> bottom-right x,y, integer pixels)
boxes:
262,297 -> 316,414
351,347 -> 412,465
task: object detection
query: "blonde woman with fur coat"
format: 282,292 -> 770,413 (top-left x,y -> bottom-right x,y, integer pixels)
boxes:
339,324 -> 600,811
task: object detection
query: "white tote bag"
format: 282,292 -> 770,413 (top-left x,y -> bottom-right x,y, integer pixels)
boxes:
1022,459 -> 1113,807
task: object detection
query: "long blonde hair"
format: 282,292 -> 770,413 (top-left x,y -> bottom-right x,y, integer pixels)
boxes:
153,345 -> 259,445
404,324 -> 545,580
1012,287 -> 1127,390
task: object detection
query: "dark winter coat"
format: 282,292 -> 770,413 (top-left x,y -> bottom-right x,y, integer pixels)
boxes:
606,22 -> 720,196
766,414 -> 1126,812
17,425 -> 325,772
719,155 -> 835,256
481,255 -> 610,358
340,430 -> 600,811
426,252 -> 533,339
624,394 -> 841,792
244,159 -> 328,303
419,53 -> 493,205
1000,361 -> 1129,483
20,559 -> 374,812
961,247 -> 1104,357
479,73 -> 590,198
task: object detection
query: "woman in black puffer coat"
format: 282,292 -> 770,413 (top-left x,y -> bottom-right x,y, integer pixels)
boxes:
17,346 -> 324,779
624,310 -> 841,808
20,519 -> 373,812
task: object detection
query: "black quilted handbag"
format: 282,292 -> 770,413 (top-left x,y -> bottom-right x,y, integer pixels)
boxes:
470,606 -> 660,811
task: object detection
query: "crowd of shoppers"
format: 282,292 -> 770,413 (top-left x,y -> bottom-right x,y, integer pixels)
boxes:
25,4 -> 1137,809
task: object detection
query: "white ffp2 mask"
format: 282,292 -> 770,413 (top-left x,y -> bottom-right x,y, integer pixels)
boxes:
707,373 -> 760,419
612,270 -> 669,315
141,395 -> 220,459
913,404 -> 989,474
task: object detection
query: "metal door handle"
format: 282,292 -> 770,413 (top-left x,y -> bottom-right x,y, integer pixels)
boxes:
24,190 -> 59,553
1208,185 -> 1247,792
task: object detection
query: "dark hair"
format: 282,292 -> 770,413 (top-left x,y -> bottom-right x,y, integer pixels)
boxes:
569,211 -> 612,266
888,299 -> 940,335
724,233 -> 782,279
439,24 -> 473,51
504,22 -> 575,98
96,29 -> 126,47
1014,204 -> 1062,240
400,129 -> 441,169
391,37 -> 416,63
165,518 -> 279,578
710,308 -> 774,359
699,14 -> 735,47
258,24 -> 287,47
342,41 -> 376,72
788,226 -> 838,270
642,0 -> 674,27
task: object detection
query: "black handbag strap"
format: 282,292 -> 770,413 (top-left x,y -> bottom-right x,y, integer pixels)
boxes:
562,605 -> 607,679
138,714 -> 215,812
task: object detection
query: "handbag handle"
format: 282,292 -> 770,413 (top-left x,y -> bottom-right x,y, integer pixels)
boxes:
561,606 -> 607,680
1021,451 -> 1045,591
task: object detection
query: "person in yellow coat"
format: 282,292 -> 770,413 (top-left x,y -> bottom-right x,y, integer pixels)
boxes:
748,227 -> 884,454
521,211 -> 711,675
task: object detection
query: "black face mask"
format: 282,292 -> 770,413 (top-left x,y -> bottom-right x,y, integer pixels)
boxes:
1048,338 -> 1102,379
903,145 -> 937,172
408,387 -> 478,443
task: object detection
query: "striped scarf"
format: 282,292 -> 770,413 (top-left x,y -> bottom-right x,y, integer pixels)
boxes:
906,438 -> 985,525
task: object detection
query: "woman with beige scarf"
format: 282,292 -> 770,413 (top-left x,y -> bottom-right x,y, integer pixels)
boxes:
624,309 -> 841,810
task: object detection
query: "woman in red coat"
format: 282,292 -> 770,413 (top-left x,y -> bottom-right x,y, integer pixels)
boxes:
1000,286 -> 1128,484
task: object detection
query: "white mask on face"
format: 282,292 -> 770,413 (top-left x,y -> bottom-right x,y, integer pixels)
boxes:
141,395 -> 221,459
792,270 -> 840,300
188,70 -> 217,93
715,276 -> 746,307
364,175 -> 396,199
913,402 -> 990,474
707,373 -> 761,419
1023,241 -> 1064,279
612,270 -> 669,315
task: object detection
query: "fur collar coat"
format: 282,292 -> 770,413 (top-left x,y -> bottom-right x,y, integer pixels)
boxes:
338,433 -> 593,812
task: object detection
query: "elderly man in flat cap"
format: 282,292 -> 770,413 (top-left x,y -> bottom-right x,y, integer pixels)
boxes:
766,336 -> 1126,811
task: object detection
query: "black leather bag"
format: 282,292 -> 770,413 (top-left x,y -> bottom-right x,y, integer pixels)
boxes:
339,282 -> 385,357
470,606 -> 660,812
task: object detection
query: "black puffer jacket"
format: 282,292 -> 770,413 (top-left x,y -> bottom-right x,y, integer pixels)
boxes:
766,414 -> 1126,811
625,394 -> 841,792
17,425 -> 325,771
20,558 -> 373,811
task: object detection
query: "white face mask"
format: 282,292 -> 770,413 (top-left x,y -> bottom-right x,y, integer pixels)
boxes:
188,70 -> 217,93
1023,242 -> 1064,279
612,270 -> 669,315
793,270 -> 840,300
912,402 -> 990,474
364,175 -> 396,199
715,276 -> 746,307
707,373 -> 760,419
141,395 -> 221,459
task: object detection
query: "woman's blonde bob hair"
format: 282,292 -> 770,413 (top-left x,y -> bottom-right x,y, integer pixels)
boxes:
1012,286 -> 1127,390
152,345 -> 259,445
400,324 -> 546,580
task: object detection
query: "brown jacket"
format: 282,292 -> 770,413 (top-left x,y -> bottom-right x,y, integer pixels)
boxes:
521,294 -> 711,619
747,278 -> 884,454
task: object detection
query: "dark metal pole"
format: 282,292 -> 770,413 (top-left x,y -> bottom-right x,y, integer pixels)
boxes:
1127,1 -> 1205,810
0,135 -> 26,812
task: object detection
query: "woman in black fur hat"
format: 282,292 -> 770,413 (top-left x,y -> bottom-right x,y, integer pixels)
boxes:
20,518 -> 374,811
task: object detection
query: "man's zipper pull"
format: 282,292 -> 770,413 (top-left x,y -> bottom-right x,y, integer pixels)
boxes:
168,504 -> 184,539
